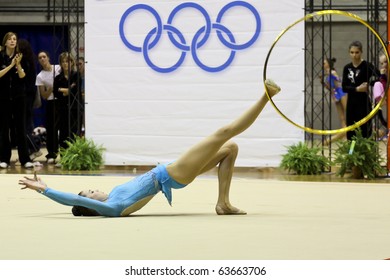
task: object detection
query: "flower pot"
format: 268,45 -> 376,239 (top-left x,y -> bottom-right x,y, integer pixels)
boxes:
351,166 -> 363,179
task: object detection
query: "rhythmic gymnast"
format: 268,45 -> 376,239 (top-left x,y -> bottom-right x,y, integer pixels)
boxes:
322,57 -> 347,145
19,79 -> 281,217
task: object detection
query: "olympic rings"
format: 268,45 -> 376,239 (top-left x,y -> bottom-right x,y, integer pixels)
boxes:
263,10 -> 390,135
167,2 -> 211,51
119,4 -> 162,52
119,1 -> 261,73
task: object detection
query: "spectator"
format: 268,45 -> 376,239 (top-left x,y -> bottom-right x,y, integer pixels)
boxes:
372,53 -> 388,138
35,51 -> 61,164
342,41 -> 379,140
18,38 -> 42,159
53,52 -> 82,153
77,56 -> 85,135
0,32 -> 35,168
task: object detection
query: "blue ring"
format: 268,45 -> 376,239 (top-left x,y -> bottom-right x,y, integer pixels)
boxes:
143,26 -> 187,73
165,25 -> 190,51
192,24 -> 236,72
119,4 -> 162,52
216,1 -> 261,50
167,2 -> 212,50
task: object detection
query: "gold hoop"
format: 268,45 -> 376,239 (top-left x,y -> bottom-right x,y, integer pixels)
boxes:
263,10 -> 389,135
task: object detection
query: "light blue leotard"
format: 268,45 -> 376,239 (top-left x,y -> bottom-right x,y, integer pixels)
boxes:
42,164 -> 187,217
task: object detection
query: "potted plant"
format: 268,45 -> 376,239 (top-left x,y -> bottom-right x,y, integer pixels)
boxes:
280,142 -> 330,175
333,129 -> 386,179
59,135 -> 105,171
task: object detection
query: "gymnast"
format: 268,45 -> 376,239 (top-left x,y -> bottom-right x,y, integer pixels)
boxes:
18,79 -> 281,217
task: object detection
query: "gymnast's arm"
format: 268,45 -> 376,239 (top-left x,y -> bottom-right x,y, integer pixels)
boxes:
43,188 -> 117,216
18,175 -> 117,216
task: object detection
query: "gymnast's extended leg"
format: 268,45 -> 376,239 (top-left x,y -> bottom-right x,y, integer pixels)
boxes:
166,80 -> 280,214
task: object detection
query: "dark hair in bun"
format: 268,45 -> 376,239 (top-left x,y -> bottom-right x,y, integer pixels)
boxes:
72,205 -> 100,216
326,57 -> 337,70
71,191 -> 100,216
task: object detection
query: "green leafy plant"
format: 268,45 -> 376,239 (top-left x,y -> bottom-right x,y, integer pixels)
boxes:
59,135 -> 105,171
333,129 -> 386,179
280,142 -> 330,175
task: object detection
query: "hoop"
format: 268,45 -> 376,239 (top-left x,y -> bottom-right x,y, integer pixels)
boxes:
263,10 -> 390,135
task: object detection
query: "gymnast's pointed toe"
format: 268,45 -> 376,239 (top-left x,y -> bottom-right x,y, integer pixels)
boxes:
265,79 -> 281,96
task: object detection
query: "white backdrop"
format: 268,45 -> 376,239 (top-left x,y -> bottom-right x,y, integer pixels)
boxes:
85,0 -> 305,166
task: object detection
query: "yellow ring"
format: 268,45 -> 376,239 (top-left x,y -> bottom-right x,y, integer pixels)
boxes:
263,10 -> 389,135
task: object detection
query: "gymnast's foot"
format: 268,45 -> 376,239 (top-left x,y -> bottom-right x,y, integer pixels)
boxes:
215,204 -> 247,215
264,79 -> 281,97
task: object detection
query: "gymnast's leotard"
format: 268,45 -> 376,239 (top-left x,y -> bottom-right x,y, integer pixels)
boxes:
327,74 -> 346,101
41,164 -> 187,217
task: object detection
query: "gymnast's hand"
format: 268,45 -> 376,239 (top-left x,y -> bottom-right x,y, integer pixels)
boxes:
18,172 -> 47,193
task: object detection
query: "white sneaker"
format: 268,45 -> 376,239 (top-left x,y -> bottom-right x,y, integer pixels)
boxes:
47,158 -> 55,164
30,151 -> 43,160
55,162 -> 62,168
0,162 -> 8,169
24,162 -> 34,169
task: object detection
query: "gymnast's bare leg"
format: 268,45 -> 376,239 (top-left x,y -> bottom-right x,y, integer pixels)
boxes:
324,95 -> 347,145
167,80 -> 281,215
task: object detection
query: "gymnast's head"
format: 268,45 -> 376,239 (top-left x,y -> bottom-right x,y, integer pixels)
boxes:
324,57 -> 336,70
71,189 -> 108,216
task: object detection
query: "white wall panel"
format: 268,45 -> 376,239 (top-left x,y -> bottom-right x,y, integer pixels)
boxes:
85,0 -> 305,166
